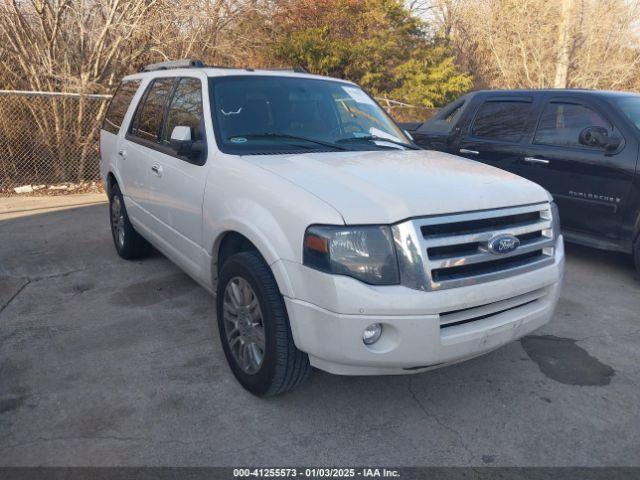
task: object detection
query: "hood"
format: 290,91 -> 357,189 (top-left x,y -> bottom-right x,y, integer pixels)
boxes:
250,149 -> 550,224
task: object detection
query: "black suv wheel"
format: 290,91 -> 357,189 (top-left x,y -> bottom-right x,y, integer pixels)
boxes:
109,183 -> 151,260
216,251 -> 312,396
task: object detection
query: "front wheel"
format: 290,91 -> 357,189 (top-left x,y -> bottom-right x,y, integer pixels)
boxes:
216,251 -> 312,396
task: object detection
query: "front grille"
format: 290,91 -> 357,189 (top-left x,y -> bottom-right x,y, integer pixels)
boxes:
412,203 -> 555,290
439,287 -> 549,328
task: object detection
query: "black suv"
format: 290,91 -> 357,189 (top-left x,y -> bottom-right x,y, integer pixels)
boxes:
403,90 -> 640,272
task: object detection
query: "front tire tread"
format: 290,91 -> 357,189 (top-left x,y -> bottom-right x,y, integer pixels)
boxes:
217,251 -> 311,396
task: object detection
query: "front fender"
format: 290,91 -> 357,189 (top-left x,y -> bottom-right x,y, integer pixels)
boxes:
202,155 -> 345,297
204,200 -> 326,298
212,225 -> 296,298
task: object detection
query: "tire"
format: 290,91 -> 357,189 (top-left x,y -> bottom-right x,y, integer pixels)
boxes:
216,251 -> 312,396
109,183 -> 151,260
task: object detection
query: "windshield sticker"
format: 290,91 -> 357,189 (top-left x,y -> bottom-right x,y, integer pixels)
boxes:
369,127 -> 402,143
341,86 -> 376,106
221,107 -> 242,116
230,137 -> 247,143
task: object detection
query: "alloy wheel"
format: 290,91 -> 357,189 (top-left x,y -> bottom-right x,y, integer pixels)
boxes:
111,195 -> 125,248
222,276 -> 266,375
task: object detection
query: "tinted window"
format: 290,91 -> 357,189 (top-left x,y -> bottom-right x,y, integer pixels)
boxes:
472,100 -> 533,142
130,78 -> 175,142
614,96 -> 640,131
444,103 -> 464,124
534,102 -> 613,148
209,76 -> 409,155
162,78 -> 204,145
421,100 -> 465,134
102,80 -> 140,135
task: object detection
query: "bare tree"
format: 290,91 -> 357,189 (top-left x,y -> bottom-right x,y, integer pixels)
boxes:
553,0 -> 573,88
0,0 -> 266,182
430,0 -> 640,91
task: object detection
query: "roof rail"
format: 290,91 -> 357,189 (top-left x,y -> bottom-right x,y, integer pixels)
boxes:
141,59 -> 206,72
263,66 -> 309,74
141,60 -> 310,74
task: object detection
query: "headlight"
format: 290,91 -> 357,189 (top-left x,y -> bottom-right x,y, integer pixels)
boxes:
303,225 -> 400,285
550,201 -> 561,241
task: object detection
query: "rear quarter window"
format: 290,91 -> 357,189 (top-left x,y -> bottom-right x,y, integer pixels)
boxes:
471,100 -> 533,142
102,80 -> 141,135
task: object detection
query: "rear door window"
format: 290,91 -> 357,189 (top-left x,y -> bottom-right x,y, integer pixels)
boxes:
471,100 -> 533,142
102,80 -> 141,135
162,78 -> 204,145
130,78 -> 175,142
534,102 -> 615,148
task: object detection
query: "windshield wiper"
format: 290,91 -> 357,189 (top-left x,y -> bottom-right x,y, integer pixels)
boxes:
228,132 -> 348,151
335,135 -> 420,150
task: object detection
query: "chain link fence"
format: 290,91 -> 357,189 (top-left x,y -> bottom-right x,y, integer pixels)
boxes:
0,90 -> 434,195
0,90 -> 111,195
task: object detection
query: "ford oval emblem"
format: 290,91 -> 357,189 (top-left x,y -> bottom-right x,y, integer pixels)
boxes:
487,234 -> 520,254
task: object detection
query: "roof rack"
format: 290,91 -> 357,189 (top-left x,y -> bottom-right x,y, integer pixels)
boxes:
141,59 -> 206,72
263,66 -> 309,74
141,59 -> 310,74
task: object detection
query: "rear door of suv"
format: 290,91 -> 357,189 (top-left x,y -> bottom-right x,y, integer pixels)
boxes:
516,94 -> 632,243
122,77 -> 176,226
456,94 -> 540,175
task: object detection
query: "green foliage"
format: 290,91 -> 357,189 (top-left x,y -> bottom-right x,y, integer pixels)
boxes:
270,0 -> 472,107
389,44 -> 474,108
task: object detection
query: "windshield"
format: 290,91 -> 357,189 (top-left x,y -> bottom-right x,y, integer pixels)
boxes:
614,96 -> 640,131
208,75 -> 411,154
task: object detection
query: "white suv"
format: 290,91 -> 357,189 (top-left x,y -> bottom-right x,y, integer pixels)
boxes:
100,59 -> 564,396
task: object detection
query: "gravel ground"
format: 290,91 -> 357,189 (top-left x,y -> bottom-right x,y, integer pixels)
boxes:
1,203 -> 639,467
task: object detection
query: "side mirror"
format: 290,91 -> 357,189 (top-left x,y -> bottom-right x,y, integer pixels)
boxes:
579,126 -> 622,152
170,126 -> 204,159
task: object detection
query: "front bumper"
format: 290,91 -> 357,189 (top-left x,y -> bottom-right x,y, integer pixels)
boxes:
278,236 -> 565,375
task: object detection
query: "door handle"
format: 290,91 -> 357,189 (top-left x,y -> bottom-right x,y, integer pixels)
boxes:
151,164 -> 162,177
118,150 -> 126,158
459,148 -> 479,155
524,157 -> 550,165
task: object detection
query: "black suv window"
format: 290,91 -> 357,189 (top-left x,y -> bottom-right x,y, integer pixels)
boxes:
534,102 -> 613,148
130,78 -> 175,142
444,103 -> 464,124
471,100 -> 533,142
102,80 -> 140,135
162,78 -> 204,145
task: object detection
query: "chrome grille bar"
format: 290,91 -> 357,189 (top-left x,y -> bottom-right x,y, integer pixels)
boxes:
429,236 -> 554,269
439,287 -> 549,327
422,220 -> 552,248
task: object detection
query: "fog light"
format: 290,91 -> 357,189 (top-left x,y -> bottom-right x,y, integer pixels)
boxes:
362,323 -> 383,345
